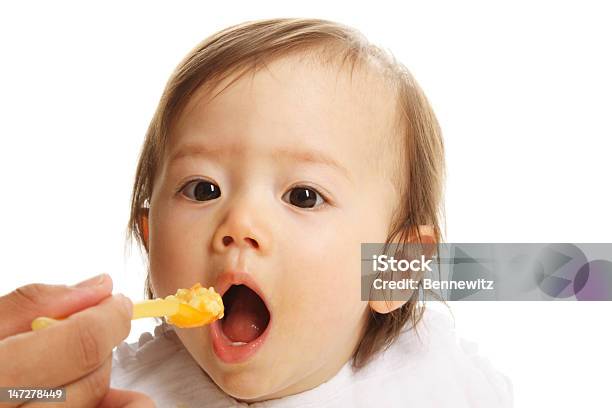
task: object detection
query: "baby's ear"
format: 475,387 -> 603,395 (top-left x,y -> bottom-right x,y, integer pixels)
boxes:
139,208 -> 149,251
369,299 -> 407,314
393,224 -> 437,246
368,224 -> 437,314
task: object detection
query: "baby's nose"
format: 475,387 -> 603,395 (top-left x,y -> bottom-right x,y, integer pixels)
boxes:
211,207 -> 270,254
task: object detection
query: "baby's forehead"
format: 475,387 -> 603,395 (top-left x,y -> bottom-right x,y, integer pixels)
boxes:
173,52 -> 402,164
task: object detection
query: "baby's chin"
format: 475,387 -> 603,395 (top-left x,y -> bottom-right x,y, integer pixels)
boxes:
179,325 -> 317,400
211,362 -> 282,401
188,335 -> 293,401
198,325 -> 344,402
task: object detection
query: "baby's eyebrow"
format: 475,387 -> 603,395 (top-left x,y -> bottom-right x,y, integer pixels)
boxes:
168,143 -> 351,181
275,147 -> 350,179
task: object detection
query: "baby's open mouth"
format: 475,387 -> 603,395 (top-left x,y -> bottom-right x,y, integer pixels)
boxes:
221,284 -> 270,345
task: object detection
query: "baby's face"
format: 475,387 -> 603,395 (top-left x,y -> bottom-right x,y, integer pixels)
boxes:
148,53 -> 400,400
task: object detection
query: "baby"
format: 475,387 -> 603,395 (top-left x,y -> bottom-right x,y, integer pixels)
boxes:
112,18 -> 512,407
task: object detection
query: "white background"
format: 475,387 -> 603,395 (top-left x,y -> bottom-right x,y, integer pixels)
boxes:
1,1 -> 610,406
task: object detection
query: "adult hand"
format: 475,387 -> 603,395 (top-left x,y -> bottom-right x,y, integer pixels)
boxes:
0,274 -> 154,407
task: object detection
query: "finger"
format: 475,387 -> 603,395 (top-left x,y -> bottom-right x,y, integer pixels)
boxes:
0,274 -> 113,340
23,355 -> 112,408
99,388 -> 156,408
0,294 -> 132,388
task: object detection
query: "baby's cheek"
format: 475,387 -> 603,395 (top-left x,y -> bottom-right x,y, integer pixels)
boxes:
287,268 -> 365,354
273,229 -> 367,368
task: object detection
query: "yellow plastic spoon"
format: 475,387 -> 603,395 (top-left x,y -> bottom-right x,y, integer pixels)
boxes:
31,283 -> 224,331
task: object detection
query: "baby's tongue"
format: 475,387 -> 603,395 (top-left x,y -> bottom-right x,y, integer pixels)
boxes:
222,286 -> 268,343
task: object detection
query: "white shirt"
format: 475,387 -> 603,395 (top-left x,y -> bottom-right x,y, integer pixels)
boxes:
111,308 -> 513,407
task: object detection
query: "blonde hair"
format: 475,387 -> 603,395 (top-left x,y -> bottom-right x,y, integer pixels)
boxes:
127,18 -> 445,369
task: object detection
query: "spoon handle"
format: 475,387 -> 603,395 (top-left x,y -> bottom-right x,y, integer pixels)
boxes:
31,299 -> 181,331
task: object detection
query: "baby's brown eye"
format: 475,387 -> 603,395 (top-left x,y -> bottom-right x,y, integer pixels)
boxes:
181,180 -> 221,202
283,187 -> 324,209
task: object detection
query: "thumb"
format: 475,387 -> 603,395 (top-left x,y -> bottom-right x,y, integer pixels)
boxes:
0,273 -> 113,340
99,388 -> 156,408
